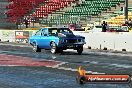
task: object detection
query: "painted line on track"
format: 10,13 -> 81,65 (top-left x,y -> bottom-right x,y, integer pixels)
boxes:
0,43 -> 31,48
86,51 -> 132,57
51,62 -> 106,74
0,65 -> 21,66
52,66 -> 105,74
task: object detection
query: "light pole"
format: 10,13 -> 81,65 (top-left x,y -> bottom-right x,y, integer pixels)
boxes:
124,0 -> 128,20
32,0 -> 36,28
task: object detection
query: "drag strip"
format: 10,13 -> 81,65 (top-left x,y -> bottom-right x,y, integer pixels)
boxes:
0,66 -> 131,88
0,43 -> 132,88
0,43 -> 132,75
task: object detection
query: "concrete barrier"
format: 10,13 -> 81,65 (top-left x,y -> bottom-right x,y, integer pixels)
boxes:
73,31 -> 132,52
0,30 -> 15,42
1,29 -> 132,52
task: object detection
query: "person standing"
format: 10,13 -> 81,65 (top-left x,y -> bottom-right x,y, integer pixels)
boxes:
128,19 -> 132,28
101,21 -> 107,32
105,22 -> 109,30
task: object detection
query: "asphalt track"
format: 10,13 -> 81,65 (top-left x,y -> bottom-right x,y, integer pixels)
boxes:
0,42 -> 131,88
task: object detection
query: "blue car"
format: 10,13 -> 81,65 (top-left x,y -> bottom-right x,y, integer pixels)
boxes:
29,27 -> 86,54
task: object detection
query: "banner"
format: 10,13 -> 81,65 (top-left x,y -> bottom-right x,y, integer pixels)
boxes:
15,31 -> 29,43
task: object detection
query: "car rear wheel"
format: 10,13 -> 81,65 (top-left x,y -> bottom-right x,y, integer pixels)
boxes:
77,46 -> 83,55
50,42 -> 58,54
33,43 -> 41,52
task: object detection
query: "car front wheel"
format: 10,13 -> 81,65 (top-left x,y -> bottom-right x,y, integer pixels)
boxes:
77,46 -> 83,55
50,42 -> 58,54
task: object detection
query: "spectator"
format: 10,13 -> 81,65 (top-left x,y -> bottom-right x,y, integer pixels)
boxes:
105,22 -> 109,30
101,21 -> 107,32
125,19 -> 129,25
128,19 -> 132,28
122,19 -> 130,26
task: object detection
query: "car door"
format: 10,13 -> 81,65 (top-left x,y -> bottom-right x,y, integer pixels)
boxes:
40,28 -> 51,49
32,30 -> 41,45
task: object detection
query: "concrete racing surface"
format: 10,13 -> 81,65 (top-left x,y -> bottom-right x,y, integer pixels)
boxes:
0,42 -> 131,88
0,67 -> 131,88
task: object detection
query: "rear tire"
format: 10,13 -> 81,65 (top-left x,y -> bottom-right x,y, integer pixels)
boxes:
33,42 -> 41,52
77,46 -> 83,55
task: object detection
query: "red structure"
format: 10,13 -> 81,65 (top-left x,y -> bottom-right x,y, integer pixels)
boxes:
6,0 -> 75,22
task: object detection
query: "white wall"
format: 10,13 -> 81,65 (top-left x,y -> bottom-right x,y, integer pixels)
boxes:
1,30 -> 132,52
73,31 -> 132,52
0,30 -> 15,42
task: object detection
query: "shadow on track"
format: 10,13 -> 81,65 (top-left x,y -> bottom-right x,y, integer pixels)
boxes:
45,50 -> 93,56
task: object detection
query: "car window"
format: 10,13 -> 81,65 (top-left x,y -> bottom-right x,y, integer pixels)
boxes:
48,28 -> 58,36
35,30 -> 41,36
49,28 -> 73,36
49,29 -> 57,36
58,28 -> 72,33
41,28 -> 48,36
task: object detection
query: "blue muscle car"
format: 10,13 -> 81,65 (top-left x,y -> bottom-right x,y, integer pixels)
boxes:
29,27 -> 86,54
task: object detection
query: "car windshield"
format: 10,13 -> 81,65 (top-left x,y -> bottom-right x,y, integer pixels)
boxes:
48,28 -> 73,36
